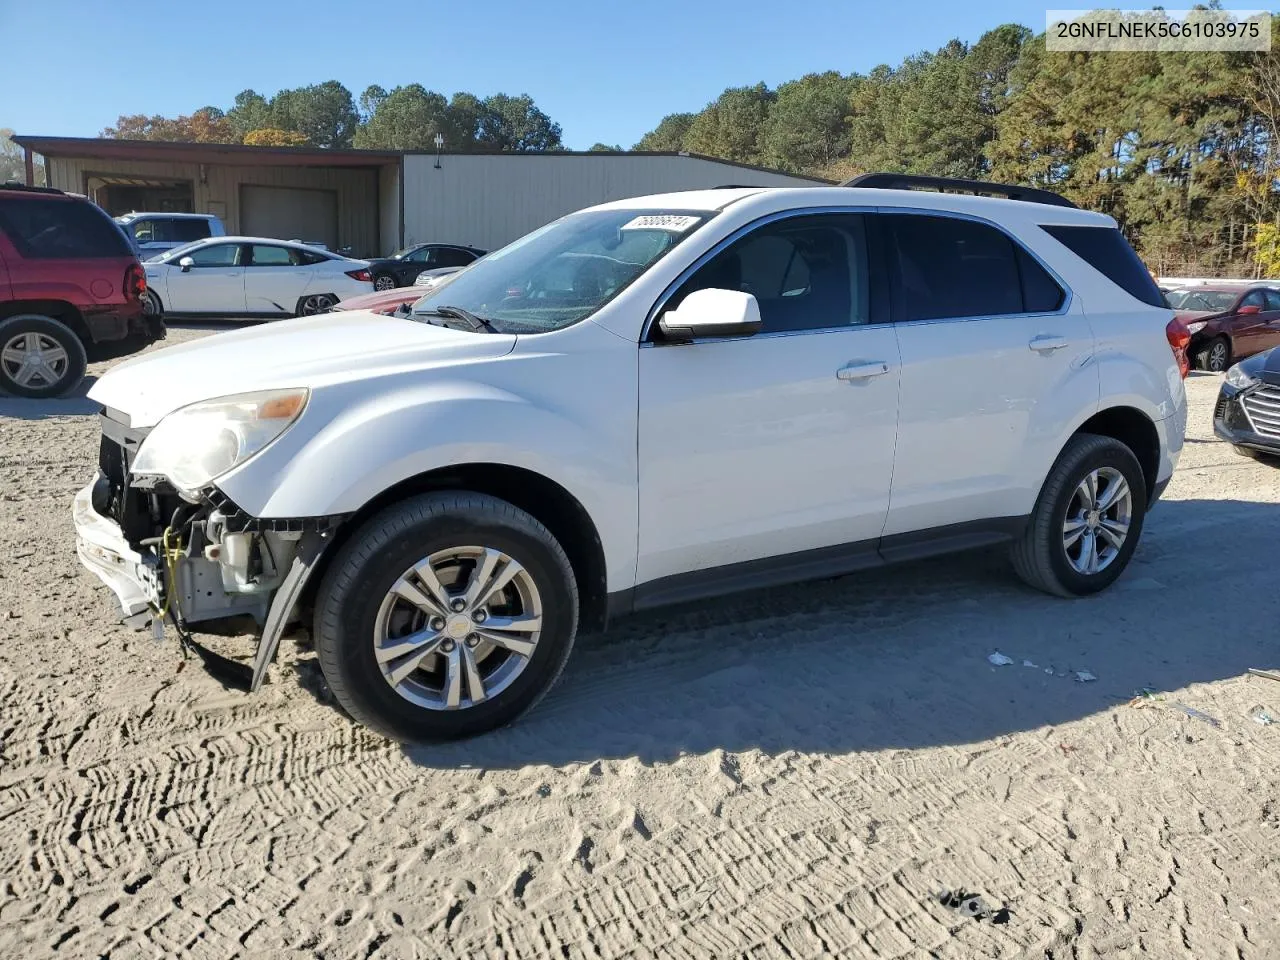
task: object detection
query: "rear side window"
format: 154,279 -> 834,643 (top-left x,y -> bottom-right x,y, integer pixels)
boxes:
1017,247 -> 1066,313
0,196 -> 133,259
1264,290 -> 1280,311
1040,224 -> 1164,308
435,247 -> 477,268
883,214 -> 1031,321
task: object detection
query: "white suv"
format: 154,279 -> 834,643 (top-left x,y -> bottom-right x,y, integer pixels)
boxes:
73,175 -> 1187,741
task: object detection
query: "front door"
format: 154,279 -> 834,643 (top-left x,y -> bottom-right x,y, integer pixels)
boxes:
637,213 -> 901,595
877,212 -> 1097,536
166,241 -> 246,314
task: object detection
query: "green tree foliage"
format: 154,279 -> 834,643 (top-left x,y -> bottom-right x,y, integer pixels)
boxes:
352,84 -> 451,150
683,84 -> 775,164
759,72 -> 856,172
589,143 -> 622,152
634,113 -> 695,151
269,81 -> 359,148
474,94 -> 563,151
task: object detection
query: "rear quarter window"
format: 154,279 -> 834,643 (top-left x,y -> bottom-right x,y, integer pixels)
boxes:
0,196 -> 134,259
1040,224 -> 1164,308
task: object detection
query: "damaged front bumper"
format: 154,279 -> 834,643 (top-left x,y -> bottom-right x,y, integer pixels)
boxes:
72,476 -> 333,691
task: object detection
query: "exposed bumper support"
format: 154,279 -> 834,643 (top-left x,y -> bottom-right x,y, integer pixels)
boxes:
250,532 -> 330,692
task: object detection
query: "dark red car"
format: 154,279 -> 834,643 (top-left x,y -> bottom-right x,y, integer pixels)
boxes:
0,183 -> 163,398
1167,283 -> 1280,372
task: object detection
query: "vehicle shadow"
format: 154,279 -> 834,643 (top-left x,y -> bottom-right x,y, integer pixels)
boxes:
399,497 -> 1280,770
0,376 -> 100,420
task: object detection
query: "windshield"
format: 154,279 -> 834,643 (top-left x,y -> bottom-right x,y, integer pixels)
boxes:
1165,289 -> 1238,311
411,209 -> 710,333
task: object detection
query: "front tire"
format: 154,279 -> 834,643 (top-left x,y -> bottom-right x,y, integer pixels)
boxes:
143,289 -> 163,318
1011,433 -> 1147,598
373,274 -> 397,291
314,492 -> 579,741
0,314 -> 88,399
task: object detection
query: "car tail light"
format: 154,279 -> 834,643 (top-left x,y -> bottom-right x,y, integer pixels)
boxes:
1166,317 -> 1190,378
346,269 -> 372,282
124,263 -> 146,301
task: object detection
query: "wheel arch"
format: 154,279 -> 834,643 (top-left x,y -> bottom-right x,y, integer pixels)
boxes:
1074,405 -> 1161,500
302,463 -> 610,633
0,300 -> 91,343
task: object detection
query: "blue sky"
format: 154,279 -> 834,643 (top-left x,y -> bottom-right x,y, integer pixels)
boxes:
0,0 -> 1211,149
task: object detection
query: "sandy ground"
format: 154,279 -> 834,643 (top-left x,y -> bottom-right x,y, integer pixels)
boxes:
2,324 -> 1280,959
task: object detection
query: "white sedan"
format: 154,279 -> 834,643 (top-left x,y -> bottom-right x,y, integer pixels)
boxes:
143,237 -> 374,319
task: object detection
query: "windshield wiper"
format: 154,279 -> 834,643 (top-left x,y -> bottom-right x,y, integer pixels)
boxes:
417,304 -> 499,333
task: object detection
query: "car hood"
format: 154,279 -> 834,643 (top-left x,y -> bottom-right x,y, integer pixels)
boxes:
89,312 -> 516,427
331,288 -> 423,313
1259,346 -> 1280,384
1174,309 -> 1217,323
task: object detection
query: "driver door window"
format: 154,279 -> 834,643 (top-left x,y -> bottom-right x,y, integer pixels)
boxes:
185,243 -> 241,267
666,216 -> 870,334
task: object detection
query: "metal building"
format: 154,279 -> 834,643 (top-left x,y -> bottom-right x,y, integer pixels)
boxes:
13,136 -> 824,258
399,151 -> 823,251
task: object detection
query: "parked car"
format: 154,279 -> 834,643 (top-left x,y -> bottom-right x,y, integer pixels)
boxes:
0,184 -> 162,398
412,265 -> 467,289
142,237 -> 374,319
73,175 -> 1186,741
326,287 -> 423,316
115,212 -> 226,259
1166,283 -> 1280,371
1213,346 -> 1280,462
367,244 -> 486,290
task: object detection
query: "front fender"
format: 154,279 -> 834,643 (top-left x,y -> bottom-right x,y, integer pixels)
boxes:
217,361 -> 639,591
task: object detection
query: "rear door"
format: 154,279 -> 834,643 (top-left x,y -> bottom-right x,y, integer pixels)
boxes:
879,212 -> 1093,537
0,236 -> 11,300
165,241 -> 246,313
243,243 -> 308,314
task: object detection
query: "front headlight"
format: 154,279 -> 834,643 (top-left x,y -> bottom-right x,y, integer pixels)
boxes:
1225,363 -> 1260,390
132,388 -> 309,496
1185,320 -> 1207,334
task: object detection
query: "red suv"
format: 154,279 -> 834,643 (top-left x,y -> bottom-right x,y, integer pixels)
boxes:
0,183 -> 164,398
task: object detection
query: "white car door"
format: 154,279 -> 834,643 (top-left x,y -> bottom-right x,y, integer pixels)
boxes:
636,212 -> 901,598
244,243 -> 309,314
164,241 -> 246,314
877,212 -> 1097,538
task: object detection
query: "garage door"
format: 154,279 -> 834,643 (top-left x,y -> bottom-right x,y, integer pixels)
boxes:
240,185 -> 339,250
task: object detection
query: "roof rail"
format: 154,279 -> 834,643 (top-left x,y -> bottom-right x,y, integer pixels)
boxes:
842,172 -> 1077,209
0,180 -> 65,195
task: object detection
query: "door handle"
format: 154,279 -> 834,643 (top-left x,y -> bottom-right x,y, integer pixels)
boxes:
836,360 -> 890,381
1028,335 -> 1070,354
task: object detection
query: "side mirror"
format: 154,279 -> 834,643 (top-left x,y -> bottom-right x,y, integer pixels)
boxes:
657,288 -> 762,342
1238,303 -> 1261,315
178,256 -> 194,272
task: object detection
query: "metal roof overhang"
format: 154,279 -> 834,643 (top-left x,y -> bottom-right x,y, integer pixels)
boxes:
12,135 -> 400,168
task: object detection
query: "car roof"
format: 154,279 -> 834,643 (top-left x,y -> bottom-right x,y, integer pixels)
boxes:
587,186 -> 1114,225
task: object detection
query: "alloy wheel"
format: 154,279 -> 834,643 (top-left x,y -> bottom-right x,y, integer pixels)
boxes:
1062,467 -> 1132,575
374,275 -> 396,291
1,332 -> 70,389
1209,341 -> 1229,372
373,546 -> 543,710
300,294 -> 337,315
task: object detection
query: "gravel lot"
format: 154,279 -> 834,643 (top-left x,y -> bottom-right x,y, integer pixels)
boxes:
2,323 -> 1280,959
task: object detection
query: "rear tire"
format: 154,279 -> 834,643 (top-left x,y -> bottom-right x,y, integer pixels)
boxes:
1197,336 -> 1231,372
0,314 -> 88,399
297,293 -> 338,315
1011,433 -> 1147,598
314,492 -> 579,742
